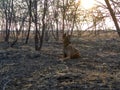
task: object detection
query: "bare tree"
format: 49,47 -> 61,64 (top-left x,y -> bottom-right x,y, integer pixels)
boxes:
33,0 -> 39,50
2,0 -> 12,42
105,0 -> 120,36
11,14 -> 28,47
25,0 -> 32,44
39,0 -> 48,50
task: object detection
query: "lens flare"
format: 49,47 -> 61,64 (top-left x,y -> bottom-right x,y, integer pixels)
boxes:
81,0 -> 95,9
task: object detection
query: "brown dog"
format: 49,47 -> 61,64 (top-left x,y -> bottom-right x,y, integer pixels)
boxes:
60,33 -> 80,61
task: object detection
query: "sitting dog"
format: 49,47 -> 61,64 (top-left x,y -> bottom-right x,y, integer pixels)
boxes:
60,33 -> 80,61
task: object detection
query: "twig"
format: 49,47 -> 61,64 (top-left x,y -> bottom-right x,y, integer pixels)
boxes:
3,79 -> 11,90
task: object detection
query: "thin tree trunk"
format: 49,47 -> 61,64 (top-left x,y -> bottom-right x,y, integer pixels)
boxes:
62,0 -> 65,35
39,0 -> 48,50
105,0 -> 120,37
25,0 -> 32,44
55,19 -> 59,40
11,14 -> 27,47
4,3 -> 9,42
34,0 -> 39,50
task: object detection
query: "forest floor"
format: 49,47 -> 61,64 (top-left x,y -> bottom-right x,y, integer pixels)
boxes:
0,35 -> 120,90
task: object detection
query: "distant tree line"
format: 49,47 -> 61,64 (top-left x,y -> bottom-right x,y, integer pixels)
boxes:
0,0 -> 119,50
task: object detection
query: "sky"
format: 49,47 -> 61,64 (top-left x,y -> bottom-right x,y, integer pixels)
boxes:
75,0 -> 118,30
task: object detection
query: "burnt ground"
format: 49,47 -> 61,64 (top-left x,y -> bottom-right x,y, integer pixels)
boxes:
0,37 -> 120,90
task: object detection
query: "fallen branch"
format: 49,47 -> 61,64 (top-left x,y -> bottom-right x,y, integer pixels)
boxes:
3,79 -> 11,90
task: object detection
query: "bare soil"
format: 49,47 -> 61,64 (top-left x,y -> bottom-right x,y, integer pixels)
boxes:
0,37 -> 120,90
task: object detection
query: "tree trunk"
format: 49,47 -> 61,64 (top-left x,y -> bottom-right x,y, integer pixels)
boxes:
11,14 -> 27,47
105,0 -> 120,37
25,0 -> 32,44
4,2 -> 9,42
34,0 -> 39,50
62,0 -> 65,35
39,0 -> 48,50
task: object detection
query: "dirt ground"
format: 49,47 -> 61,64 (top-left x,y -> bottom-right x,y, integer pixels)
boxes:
0,36 -> 120,90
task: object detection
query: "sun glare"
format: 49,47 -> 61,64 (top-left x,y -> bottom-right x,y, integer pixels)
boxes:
81,0 -> 95,9
76,0 -> 95,9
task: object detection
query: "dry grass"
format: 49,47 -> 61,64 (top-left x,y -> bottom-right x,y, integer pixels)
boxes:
0,31 -> 120,90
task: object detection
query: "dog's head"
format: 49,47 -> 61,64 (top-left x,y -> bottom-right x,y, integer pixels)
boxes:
63,33 -> 71,46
